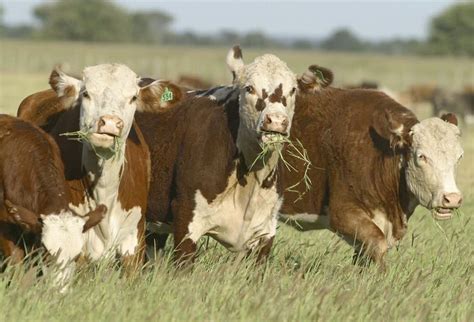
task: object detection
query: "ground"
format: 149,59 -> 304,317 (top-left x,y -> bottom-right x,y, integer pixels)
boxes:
0,40 -> 472,321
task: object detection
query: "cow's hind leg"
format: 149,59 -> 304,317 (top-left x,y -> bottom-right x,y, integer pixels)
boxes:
330,203 -> 388,271
121,218 -> 146,275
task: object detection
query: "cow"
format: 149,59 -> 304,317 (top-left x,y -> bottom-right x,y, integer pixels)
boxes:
137,47 -> 300,264
278,74 -> 463,269
176,74 -> 213,90
431,88 -> 474,124
16,63 -> 173,270
0,114 -> 106,282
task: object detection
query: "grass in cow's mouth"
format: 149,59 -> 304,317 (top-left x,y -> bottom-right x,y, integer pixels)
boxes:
250,133 -> 312,202
60,130 -> 124,160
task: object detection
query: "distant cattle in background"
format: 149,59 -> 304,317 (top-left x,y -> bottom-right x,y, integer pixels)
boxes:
176,74 -> 213,90
431,87 -> 474,124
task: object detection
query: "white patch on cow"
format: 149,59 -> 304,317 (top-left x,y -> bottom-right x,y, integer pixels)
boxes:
392,124 -> 404,136
405,117 -> 463,210
371,210 -> 396,248
187,167 -> 281,252
279,213 -> 330,230
41,211 -> 86,264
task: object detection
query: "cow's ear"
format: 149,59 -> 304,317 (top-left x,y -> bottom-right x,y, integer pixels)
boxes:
298,65 -> 334,93
137,80 -> 184,112
441,113 -> 458,126
49,65 -> 82,109
226,45 -> 245,83
373,109 -> 417,150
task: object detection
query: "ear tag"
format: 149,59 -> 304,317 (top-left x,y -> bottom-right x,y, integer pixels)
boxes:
161,87 -> 173,103
313,69 -> 326,83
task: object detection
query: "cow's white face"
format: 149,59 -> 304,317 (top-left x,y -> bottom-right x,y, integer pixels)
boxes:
228,50 -> 297,146
78,64 -> 140,151
405,118 -> 463,219
50,64 -> 169,158
41,211 -> 87,264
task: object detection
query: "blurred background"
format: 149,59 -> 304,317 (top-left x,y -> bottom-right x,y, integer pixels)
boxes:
0,0 -> 473,121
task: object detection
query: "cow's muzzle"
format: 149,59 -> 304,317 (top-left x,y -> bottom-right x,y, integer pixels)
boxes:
432,192 -> 462,220
260,113 -> 289,135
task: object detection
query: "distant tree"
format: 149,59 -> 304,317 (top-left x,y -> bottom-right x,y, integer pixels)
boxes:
321,28 -> 366,52
426,2 -> 474,56
34,0 -> 132,42
218,29 -> 241,45
292,39 -> 315,50
241,31 -> 276,48
130,11 -> 173,43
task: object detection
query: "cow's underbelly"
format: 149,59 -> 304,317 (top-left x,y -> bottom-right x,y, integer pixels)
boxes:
70,200 -> 141,260
279,212 -> 330,231
187,173 -> 281,252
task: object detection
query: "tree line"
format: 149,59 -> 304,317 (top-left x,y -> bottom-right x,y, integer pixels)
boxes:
0,0 -> 473,56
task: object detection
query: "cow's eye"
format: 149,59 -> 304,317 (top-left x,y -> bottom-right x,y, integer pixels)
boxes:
417,154 -> 427,163
290,87 -> 296,96
130,95 -> 138,104
245,85 -> 255,94
82,91 -> 89,99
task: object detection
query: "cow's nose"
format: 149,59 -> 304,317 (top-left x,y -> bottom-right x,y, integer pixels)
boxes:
261,113 -> 289,134
442,192 -> 462,208
97,115 -> 124,136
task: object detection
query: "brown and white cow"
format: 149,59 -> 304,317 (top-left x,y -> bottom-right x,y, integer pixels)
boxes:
278,72 -> 463,269
16,64 -> 174,268
0,115 -> 106,280
139,47 -> 298,264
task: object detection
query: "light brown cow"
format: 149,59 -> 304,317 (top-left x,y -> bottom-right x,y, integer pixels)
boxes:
279,72 -> 463,269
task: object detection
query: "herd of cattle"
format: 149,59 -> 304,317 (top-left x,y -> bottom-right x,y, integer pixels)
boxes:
0,46 -> 465,286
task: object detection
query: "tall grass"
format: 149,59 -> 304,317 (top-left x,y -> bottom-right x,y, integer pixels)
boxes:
0,40 -> 473,321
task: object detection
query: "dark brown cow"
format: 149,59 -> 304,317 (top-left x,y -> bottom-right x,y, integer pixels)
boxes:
279,75 -> 463,269
0,115 -> 106,266
141,49 -> 301,264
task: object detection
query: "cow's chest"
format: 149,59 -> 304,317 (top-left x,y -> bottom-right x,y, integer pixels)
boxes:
70,198 -> 141,260
187,170 -> 281,252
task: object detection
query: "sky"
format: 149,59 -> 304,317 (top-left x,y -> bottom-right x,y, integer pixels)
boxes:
0,0 -> 459,40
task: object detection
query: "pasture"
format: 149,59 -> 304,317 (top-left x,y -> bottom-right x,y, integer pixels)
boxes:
0,40 -> 473,321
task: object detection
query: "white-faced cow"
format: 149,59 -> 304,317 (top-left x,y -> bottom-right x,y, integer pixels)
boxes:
279,71 -> 464,269
138,47 -> 298,264
0,114 -> 106,283
16,64 -> 176,269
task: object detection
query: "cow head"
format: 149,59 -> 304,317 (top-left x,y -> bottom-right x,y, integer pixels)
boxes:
226,46 -> 297,165
379,112 -> 463,220
4,201 -> 106,262
49,64 -> 169,158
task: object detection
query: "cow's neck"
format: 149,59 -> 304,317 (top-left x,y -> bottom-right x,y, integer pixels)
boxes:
237,126 -> 280,185
400,165 -> 419,219
81,144 -> 126,207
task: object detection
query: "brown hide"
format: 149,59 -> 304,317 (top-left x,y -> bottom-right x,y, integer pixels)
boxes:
280,88 -> 419,244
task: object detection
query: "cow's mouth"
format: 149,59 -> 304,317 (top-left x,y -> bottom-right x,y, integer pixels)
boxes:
89,132 -> 117,148
260,131 -> 288,144
432,207 -> 454,220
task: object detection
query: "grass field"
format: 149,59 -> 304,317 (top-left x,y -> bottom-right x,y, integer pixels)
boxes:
0,40 -> 473,321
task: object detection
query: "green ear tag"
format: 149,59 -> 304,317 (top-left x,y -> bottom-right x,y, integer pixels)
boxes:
160,87 -> 173,103
313,69 -> 326,83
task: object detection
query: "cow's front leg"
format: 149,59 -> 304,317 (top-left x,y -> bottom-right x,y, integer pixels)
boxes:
120,217 -> 145,275
330,202 -> 388,271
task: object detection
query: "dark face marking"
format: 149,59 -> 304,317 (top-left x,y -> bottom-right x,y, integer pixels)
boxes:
281,96 -> 287,107
262,89 -> 268,100
256,98 -> 266,111
269,84 -> 283,103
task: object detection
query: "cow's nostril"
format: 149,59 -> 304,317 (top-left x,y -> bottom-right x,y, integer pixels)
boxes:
98,118 -> 106,128
265,115 -> 272,124
117,120 -> 124,130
